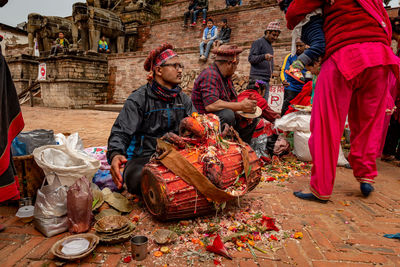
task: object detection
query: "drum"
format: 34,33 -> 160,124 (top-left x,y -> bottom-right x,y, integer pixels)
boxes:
141,142 -> 261,221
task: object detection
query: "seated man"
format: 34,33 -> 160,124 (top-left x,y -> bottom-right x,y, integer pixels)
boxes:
192,44 -> 258,143
107,44 -> 196,194
199,18 -> 218,61
50,32 -> 70,56
226,0 -> 242,7
183,0 -> 197,27
192,0 -> 208,26
238,80 -> 281,123
214,18 -> 231,49
98,36 -> 110,53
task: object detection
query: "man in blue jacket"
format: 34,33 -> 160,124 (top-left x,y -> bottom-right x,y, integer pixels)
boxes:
280,39 -> 307,115
199,18 -> 218,61
107,44 -> 196,194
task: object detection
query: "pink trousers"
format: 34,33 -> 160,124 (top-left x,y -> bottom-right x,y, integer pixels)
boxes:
309,57 -> 394,200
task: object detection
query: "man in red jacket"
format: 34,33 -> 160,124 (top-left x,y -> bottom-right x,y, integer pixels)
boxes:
286,0 -> 399,202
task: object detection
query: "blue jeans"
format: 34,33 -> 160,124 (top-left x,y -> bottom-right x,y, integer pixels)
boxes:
193,8 -> 207,23
297,15 -> 325,66
200,40 -> 214,58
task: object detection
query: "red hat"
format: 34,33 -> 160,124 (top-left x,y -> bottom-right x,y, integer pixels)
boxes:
144,43 -> 178,80
266,21 -> 281,32
212,44 -> 243,61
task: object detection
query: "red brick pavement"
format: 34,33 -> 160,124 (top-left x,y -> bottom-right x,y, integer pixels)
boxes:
2,107 -> 398,266
1,159 -> 399,266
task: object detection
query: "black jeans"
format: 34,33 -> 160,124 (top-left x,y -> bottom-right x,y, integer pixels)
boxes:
123,156 -> 151,195
183,10 -> 194,25
281,89 -> 300,116
298,15 -> 325,66
213,109 -> 258,144
382,116 -> 400,158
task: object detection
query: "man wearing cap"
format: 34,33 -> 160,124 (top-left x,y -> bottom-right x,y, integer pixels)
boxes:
248,21 -> 281,100
192,44 -> 258,143
107,43 -> 196,194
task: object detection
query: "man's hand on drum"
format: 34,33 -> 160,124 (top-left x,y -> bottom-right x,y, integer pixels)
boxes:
110,154 -> 128,189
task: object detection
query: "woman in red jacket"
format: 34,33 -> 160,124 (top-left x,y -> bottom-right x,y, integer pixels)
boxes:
286,0 -> 399,202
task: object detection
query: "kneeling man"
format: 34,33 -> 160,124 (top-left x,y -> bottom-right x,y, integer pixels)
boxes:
107,44 -> 196,194
191,45 -> 258,143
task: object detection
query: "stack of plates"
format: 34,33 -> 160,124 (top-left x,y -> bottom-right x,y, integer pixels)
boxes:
94,215 -> 135,244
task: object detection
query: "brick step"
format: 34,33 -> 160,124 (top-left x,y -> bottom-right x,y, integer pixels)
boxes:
137,2 -> 290,53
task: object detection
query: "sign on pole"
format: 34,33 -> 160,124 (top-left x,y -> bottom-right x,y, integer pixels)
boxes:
38,63 -> 46,81
268,85 -> 285,113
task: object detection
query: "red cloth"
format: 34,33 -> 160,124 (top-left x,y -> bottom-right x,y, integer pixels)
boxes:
237,89 -> 280,122
285,81 -> 312,115
286,0 -> 391,60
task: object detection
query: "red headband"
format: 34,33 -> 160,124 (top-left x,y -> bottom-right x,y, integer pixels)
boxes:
153,49 -> 177,69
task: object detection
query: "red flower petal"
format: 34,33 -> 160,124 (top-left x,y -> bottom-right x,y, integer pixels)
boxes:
123,256 -> 132,263
206,234 -> 233,260
261,216 -> 280,232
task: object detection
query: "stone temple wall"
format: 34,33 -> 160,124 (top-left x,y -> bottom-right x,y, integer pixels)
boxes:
6,55 -> 38,95
39,55 -> 109,108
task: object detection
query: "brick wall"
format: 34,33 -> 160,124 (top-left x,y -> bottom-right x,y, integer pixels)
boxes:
108,0 -> 292,103
39,55 -> 109,108
140,3 -> 289,52
108,42 -> 290,103
6,55 -> 38,95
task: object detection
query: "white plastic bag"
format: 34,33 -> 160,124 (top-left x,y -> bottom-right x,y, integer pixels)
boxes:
293,131 -> 312,161
54,132 -> 84,151
33,144 -> 100,186
34,173 -> 69,237
274,112 -> 311,132
293,131 -> 349,166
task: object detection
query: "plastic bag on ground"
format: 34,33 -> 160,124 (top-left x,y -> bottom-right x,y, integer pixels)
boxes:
67,176 -> 93,233
55,132 -> 84,152
274,112 -> 311,132
33,144 -> 100,186
34,173 -> 68,237
293,131 -> 349,166
12,129 -> 56,156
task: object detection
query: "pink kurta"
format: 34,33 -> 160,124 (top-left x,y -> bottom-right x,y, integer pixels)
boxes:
308,42 -> 399,200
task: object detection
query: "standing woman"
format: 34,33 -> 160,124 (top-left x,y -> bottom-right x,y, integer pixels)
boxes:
286,0 -> 399,202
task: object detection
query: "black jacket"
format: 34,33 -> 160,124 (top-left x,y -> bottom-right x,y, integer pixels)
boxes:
197,0 -> 208,10
107,84 -> 196,162
188,0 -> 198,10
217,26 -> 231,43
248,37 -> 274,82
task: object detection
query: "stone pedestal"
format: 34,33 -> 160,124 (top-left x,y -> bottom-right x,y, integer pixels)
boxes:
39,54 -> 108,108
6,54 -> 39,95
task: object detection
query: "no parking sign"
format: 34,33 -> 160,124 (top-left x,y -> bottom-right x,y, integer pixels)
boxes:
268,85 -> 284,113
38,63 -> 46,81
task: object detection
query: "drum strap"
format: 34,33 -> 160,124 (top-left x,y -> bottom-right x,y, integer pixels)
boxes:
156,139 -> 251,203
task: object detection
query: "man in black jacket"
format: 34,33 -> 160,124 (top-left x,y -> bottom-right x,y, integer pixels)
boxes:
248,21 -> 281,100
107,44 -> 196,194
214,18 -> 231,49
183,0 -> 198,28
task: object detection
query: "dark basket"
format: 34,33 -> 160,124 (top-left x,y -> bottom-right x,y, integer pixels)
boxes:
13,155 -> 45,200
